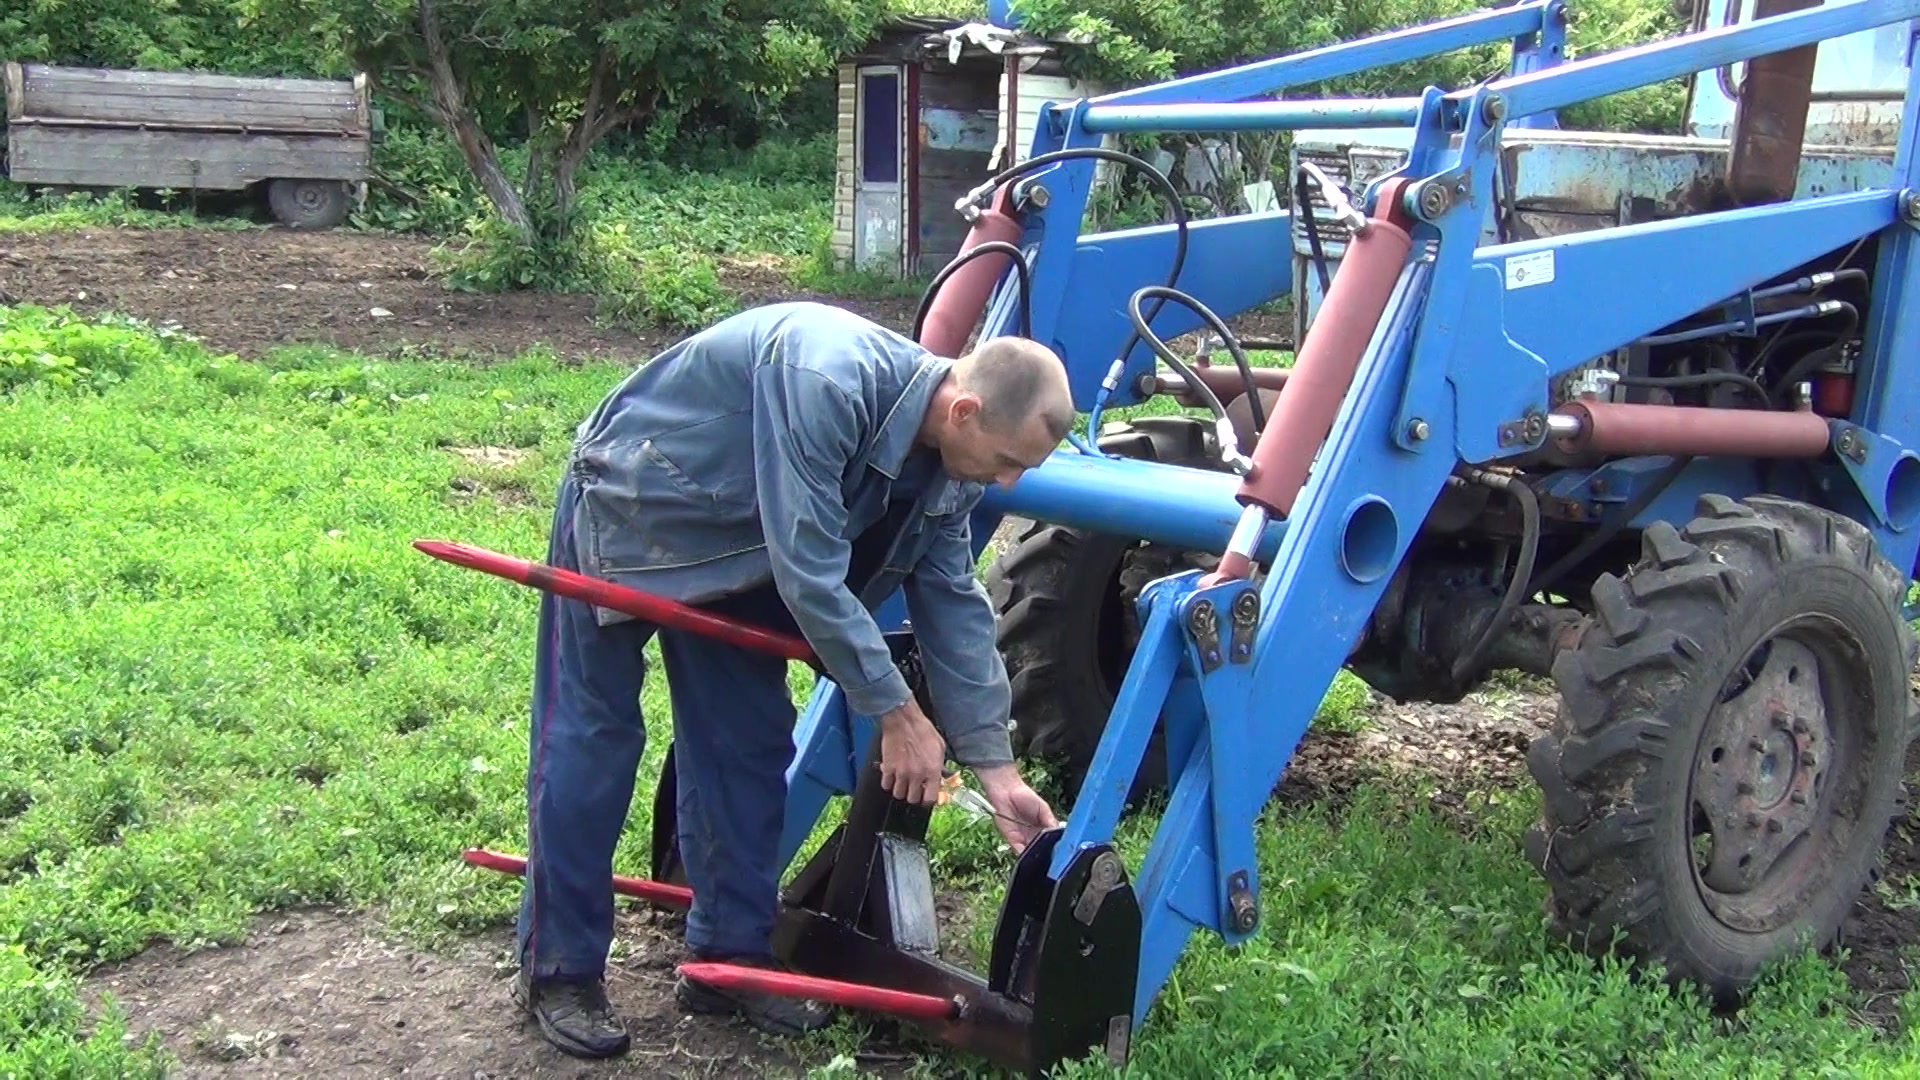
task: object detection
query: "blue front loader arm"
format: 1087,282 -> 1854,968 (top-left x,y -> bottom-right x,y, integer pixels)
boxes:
770,0 -> 1920,1058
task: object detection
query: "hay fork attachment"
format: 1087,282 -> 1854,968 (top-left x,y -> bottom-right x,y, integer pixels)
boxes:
414,538 -> 1140,1075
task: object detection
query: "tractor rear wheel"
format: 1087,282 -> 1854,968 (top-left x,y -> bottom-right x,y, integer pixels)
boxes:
984,416 -> 1221,807
1525,493 -> 1917,1004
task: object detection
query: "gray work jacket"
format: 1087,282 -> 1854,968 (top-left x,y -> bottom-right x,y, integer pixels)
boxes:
565,301 -> 1013,768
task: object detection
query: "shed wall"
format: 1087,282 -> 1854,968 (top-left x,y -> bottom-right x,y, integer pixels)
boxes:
915,66 -> 1000,273
831,63 -> 858,267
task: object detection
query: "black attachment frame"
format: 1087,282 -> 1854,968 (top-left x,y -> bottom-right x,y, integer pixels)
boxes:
650,631 -> 1143,1076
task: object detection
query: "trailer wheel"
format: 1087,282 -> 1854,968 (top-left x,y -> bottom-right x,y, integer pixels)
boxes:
1525,494 -> 1918,1004
985,416 -> 1222,807
267,179 -> 351,230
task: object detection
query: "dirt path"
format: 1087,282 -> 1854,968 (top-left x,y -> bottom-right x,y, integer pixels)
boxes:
0,228 -> 924,363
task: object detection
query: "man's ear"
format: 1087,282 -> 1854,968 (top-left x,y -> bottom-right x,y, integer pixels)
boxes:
950,392 -> 981,425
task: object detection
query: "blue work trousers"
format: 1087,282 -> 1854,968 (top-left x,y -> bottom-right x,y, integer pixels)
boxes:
515,473 -> 805,979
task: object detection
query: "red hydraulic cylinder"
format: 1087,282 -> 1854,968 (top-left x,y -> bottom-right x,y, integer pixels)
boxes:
1210,177 -> 1416,582
676,963 -> 963,1022
919,186 -> 1025,357
1551,400 -> 1833,457
461,848 -> 694,909
412,539 -> 819,666
1235,177 -> 1416,520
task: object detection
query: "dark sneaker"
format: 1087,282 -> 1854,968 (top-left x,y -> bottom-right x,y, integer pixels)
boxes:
512,969 -> 630,1059
675,955 -> 835,1037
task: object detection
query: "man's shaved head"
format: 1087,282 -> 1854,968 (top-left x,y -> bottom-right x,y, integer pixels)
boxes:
920,336 -> 1076,488
953,337 -> 1076,443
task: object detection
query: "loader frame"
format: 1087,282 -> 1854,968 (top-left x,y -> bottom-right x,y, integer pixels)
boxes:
429,0 -> 1920,1073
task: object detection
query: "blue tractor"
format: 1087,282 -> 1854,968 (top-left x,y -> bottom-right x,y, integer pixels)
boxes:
428,0 -> 1920,1072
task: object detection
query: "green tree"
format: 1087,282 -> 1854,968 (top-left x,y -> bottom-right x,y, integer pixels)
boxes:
0,0 -> 340,78
244,0 -> 891,243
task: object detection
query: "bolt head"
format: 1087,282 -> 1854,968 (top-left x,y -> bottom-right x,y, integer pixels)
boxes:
1407,418 -> 1431,441
1483,96 -> 1508,123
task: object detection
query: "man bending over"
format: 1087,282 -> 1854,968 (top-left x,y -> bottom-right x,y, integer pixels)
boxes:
511,300 -> 1074,1058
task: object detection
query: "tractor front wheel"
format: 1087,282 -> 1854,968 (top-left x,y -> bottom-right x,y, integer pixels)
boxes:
1525,493 -> 1917,1003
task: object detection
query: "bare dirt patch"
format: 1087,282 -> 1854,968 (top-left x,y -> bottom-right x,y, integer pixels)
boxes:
450,446 -> 532,470
0,225 -> 1293,366
83,906 -> 925,1080
0,228 -> 924,363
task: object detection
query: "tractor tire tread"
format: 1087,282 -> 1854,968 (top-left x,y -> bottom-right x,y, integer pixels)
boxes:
1526,493 -> 1917,1004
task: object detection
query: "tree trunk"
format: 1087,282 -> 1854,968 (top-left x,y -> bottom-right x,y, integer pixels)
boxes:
551,145 -> 587,243
542,52 -> 659,243
416,0 -> 534,239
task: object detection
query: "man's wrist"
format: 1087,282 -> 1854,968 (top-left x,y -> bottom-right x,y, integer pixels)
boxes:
972,762 -> 1021,794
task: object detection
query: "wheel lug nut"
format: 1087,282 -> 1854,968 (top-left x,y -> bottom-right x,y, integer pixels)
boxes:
1738,781 -> 1757,795
1750,737 -> 1768,752
1747,813 -> 1762,829
1767,818 -> 1783,833
1792,718 -> 1809,734
1790,791 -> 1808,805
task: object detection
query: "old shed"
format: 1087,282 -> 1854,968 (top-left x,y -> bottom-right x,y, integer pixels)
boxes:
831,17 -> 1105,276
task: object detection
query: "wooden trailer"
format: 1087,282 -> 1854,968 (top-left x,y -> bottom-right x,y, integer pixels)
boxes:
1,62 -> 371,229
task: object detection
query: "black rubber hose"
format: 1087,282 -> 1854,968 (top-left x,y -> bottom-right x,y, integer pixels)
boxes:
916,144 -> 1191,371
1768,300 -> 1860,399
1294,167 -> 1332,295
1127,287 -> 1233,428
1127,284 -> 1267,433
971,146 -> 1191,308
1451,468 -> 1541,686
910,240 -> 1032,343
1613,370 -> 1772,408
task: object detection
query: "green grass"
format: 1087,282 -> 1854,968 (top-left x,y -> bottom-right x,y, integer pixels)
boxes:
0,187 -> 259,234
4,306 -> 1920,1077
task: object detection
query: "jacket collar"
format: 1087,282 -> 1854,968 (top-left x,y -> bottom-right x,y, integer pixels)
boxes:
866,354 -> 951,480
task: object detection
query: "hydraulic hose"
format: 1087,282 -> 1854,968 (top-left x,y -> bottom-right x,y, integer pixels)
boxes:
917,145 -> 1192,353
910,241 -> 1032,342
1451,468 -> 1541,686
1127,284 -> 1268,433
1768,300 -> 1859,399
1126,289 -> 1232,422
912,144 -> 1194,457
1612,370 -> 1772,407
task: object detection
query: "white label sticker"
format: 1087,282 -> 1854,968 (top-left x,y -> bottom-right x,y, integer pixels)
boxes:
1505,249 -> 1555,290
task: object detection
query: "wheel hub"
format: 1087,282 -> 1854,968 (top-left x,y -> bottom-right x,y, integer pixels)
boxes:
1690,635 -> 1837,932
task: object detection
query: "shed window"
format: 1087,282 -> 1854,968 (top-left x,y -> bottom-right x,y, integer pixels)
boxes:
859,69 -> 901,185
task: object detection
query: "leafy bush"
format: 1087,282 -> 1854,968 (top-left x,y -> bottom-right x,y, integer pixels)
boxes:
0,306 -> 222,395
597,243 -> 742,332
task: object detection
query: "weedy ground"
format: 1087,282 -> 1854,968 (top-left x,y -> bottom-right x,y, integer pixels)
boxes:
1,119 -> 1918,1069
3,294 -> 1920,1079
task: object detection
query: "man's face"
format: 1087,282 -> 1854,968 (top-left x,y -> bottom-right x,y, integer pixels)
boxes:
939,399 -> 1057,488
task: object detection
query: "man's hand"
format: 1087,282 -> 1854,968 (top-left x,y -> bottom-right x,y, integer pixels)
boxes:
973,763 -> 1060,856
877,700 -> 947,805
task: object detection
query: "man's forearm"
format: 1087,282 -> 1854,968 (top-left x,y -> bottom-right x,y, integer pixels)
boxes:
768,559 -> 912,718
902,514 -> 1014,768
